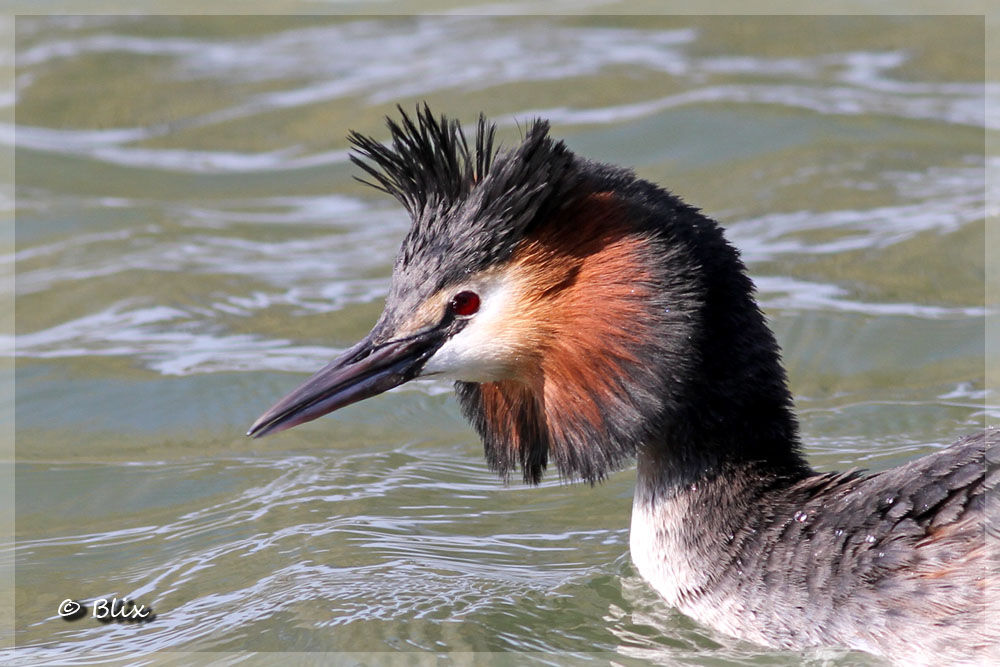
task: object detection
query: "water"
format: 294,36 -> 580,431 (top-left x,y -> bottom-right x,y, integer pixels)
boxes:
8,13 -> 993,665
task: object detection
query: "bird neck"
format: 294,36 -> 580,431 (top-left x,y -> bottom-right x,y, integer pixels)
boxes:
633,190 -> 812,498
630,338 -> 811,507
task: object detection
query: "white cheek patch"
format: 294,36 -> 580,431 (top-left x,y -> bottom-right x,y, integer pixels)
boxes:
421,276 -> 520,383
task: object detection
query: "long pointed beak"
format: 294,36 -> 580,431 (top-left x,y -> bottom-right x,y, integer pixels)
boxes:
247,327 -> 445,438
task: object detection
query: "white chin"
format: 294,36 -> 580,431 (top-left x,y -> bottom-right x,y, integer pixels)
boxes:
421,340 -> 508,383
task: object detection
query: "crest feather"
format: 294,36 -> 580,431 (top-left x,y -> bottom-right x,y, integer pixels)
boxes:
350,106 -> 582,294
348,104 -> 495,217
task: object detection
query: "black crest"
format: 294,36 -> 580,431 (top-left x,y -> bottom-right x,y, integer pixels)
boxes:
348,105 -> 583,302
348,104 -> 497,219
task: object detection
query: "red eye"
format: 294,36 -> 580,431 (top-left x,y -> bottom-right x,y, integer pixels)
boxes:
449,290 -> 481,317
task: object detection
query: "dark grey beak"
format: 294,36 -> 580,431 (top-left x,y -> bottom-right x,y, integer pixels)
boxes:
247,327 -> 446,438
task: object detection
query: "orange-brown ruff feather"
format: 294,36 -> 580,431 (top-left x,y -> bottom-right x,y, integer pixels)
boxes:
249,106 -> 999,665
471,193 -> 665,483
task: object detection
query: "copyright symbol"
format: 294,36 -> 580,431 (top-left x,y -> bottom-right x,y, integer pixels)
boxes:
58,599 -> 85,621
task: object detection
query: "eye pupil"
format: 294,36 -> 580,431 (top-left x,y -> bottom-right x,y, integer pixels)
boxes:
449,290 -> 481,317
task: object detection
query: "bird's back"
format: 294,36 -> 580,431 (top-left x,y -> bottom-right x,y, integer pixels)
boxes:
661,429 -> 999,665
809,429 -> 999,664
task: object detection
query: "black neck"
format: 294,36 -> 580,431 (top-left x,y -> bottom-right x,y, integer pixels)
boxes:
629,177 -> 812,499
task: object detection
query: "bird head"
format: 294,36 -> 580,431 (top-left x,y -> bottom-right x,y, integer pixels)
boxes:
247,106 -> 780,485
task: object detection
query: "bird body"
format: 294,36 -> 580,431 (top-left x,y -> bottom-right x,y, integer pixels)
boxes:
632,431 -> 996,664
249,107 -> 998,665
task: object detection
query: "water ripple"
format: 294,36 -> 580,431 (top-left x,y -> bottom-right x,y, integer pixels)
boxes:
10,17 -> 990,179
12,450 -> 613,660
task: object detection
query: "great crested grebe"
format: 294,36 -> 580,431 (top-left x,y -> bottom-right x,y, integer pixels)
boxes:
248,106 -> 998,665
